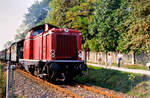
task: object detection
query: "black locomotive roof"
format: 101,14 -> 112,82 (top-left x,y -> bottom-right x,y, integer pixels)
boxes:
29,24 -> 58,31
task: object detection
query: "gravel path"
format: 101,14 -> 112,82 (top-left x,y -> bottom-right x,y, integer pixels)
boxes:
88,63 -> 150,75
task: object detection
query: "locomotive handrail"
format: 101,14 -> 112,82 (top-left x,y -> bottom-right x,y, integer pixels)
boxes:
19,59 -> 85,63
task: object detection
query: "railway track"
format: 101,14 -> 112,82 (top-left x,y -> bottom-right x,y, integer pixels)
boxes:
2,62 -> 122,98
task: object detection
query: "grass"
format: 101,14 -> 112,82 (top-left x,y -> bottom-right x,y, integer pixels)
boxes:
0,63 -> 6,98
124,64 -> 148,70
75,65 -> 150,97
128,80 -> 150,98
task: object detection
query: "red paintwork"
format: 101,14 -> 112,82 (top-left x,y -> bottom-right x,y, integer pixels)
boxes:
23,24 -> 82,61
23,31 -> 33,59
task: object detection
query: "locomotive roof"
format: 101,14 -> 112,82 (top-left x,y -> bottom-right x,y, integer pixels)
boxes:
29,24 -> 58,31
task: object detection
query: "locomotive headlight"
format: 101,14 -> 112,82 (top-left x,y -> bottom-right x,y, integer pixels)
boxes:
50,50 -> 55,58
78,50 -> 82,58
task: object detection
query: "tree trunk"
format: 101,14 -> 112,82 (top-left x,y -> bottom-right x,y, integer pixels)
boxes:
105,52 -> 107,63
131,51 -> 136,64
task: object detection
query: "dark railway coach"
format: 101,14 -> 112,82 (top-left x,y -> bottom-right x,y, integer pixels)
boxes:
6,48 -> 11,61
0,50 -> 6,61
10,40 -> 24,63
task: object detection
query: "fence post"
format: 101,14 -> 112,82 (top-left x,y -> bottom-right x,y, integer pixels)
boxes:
11,65 -> 16,98
0,63 -> 2,98
131,52 -> 135,64
6,61 -> 11,98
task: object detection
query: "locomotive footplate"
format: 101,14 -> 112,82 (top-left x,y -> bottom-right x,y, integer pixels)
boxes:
19,59 -> 85,65
19,59 -> 87,82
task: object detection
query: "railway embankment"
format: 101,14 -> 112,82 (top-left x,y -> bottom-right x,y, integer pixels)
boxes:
13,68 -> 123,98
1,62 -> 150,97
75,65 -> 150,98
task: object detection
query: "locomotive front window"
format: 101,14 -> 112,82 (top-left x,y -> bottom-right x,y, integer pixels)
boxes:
32,29 -> 44,36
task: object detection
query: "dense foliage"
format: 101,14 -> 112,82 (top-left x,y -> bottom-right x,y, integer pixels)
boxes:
13,0 -> 150,54
118,0 -> 150,53
24,0 -> 51,28
89,0 -> 121,52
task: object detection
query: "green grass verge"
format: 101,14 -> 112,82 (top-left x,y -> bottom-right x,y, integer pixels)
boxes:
75,65 -> 150,97
128,80 -> 150,98
124,64 -> 148,70
0,63 -> 6,98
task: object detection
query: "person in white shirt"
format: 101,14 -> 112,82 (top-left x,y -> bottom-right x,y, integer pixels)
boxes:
117,52 -> 123,67
107,53 -> 112,67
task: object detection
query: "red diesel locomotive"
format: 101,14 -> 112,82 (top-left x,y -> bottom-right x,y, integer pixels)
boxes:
0,24 -> 87,82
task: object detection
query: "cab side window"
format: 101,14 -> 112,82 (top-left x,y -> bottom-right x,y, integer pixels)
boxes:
32,29 -> 44,36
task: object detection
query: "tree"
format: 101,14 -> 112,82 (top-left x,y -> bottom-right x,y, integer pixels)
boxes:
65,0 -> 96,45
46,0 -> 81,27
118,0 -> 150,53
24,0 -> 51,28
89,0 -> 121,53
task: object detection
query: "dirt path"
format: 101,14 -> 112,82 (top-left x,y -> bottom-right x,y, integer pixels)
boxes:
88,63 -> 150,75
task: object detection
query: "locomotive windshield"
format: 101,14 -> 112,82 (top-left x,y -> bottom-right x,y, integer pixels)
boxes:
32,29 -> 44,36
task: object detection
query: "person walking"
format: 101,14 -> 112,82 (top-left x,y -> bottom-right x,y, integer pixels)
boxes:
98,52 -> 102,65
106,53 -> 112,67
117,52 -> 123,67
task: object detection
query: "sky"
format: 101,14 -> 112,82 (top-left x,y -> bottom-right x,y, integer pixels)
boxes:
0,0 -> 42,50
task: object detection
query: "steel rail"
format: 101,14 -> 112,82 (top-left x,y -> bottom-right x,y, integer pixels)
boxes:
78,84 -> 121,98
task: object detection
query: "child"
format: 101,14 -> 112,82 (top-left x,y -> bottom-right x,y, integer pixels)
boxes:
98,52 -> 102,65
107,53 -> 112,67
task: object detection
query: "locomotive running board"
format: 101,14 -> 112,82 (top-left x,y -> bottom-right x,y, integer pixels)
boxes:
19,59 -> 85,63
47,60 -> 85,63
